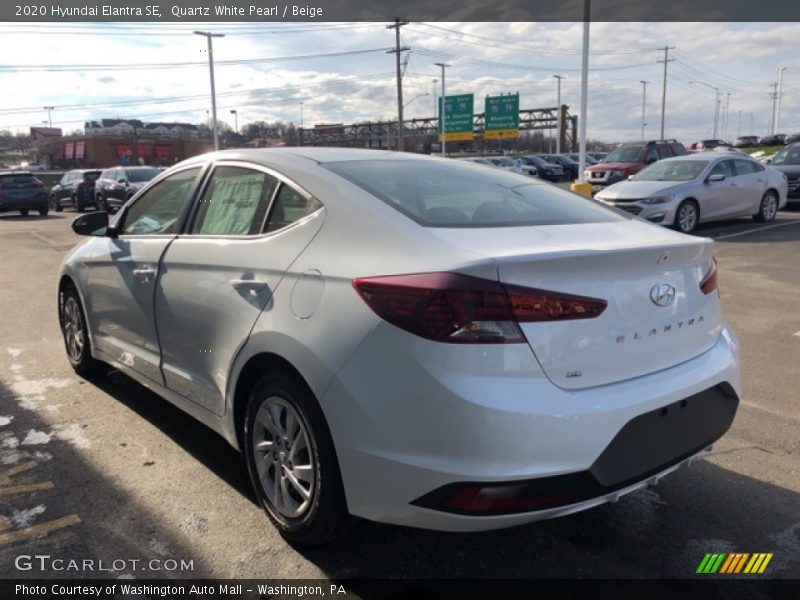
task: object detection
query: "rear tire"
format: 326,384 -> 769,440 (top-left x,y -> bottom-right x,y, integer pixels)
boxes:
243,371 -> 348,546
59,285 -> 106,378
38,202 -> 48,216
754,190 -> 778,222
674,200 -> 699,234
74,194 -> 85,212
53,195 -> 63,212
19,209 -> 29,216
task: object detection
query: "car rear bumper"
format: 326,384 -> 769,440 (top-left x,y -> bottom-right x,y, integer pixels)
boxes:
323,321 -> 740,531
0,193 -> 47,211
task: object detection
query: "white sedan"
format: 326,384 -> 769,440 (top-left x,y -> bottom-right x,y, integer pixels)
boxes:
59,148 -> 741,544
595,152 -> 787,233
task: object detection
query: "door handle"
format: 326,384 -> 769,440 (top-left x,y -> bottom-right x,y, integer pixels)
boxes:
132,267 -> 156,281
229,279 -> 268,292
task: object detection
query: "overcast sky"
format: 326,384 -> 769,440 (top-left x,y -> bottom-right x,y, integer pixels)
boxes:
1,21 -> 799,143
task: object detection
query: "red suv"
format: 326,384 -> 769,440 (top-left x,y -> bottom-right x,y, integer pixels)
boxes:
585,140 -> 687,192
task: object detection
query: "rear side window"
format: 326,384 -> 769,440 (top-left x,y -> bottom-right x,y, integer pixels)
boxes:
84,171 -> 101,181
0,174 -> 36,184
265,184 -> 322,233
190,166 -> 278,235
657,145 -> 673,158
325,159 -> 625,228
709,160 -> 735,178
733,159 -> 757,175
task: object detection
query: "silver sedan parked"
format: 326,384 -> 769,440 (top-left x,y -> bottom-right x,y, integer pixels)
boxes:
594,152 -> 787,233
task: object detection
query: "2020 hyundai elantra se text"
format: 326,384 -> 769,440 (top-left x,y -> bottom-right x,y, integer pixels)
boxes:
58,148 -> 741,544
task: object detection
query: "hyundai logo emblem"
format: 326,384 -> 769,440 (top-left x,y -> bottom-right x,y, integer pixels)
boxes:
650,283 -> 676,307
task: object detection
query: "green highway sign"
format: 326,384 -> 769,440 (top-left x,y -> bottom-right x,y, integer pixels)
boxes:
485,93 -> 520,139
438,94 -> 474,142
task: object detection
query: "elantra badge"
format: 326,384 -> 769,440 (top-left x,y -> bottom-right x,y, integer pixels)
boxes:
650,283 -> 676,307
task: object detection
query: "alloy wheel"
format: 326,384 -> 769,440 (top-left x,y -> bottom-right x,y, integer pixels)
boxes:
62,296 -> 84,362
252,396 -> 316,520
678,203 -> 697,233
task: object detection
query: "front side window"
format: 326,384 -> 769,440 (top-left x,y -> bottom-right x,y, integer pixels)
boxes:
190,166 -> 278,235
126,167 -> 160,183
121,167 -> 200,235
325,159 -> 625,228
605,145 -> 644,163
634,160 -> 708,182
770,146 -> 800,166
265,184 -> 322,233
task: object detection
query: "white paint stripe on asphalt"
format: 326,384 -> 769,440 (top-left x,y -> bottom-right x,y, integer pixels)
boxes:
713,219 -> 800,240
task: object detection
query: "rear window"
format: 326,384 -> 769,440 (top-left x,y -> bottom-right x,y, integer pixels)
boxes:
0,174 -> 36,184
126,167 -> 160,182
324,159 -> 626,228
83,171 -> 101,181
605,145 -> 644,163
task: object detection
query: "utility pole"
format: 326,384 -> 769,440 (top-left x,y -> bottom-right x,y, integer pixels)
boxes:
230,109 -> 238,134
639,81 -> 648,140
770,82 -> 779,135
749,113 -> 755,135
575,0 -> 590,189
194,31 -> 225,151
435,62 -> 450,157
737,110 -> 742,137
776,66 -> 787,134
657,46 -> 674,140
432,79 -> 438,117
722,93 -> 730,140
43,106 -> 54,128
387,18 -> 409,151
553,75 -> 565,153
690,81 -> 720,138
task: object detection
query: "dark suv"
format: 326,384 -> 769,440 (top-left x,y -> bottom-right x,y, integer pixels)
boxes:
50,169 -> 101,212
584,139 -> 687,192
95,166 -> 160,212
0,171 -> 48,216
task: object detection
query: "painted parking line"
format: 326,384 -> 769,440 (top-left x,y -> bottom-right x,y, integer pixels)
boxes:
712,219 -> 800,240
0,514 -> 81,546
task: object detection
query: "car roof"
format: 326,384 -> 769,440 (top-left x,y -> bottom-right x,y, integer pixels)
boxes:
190,147 -> 425,166
660,152 -> 745,162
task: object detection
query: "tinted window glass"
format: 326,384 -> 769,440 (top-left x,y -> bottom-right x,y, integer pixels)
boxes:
709,160 -> 735,178
605,145 -> 644,163
126,167 -> 160,183
265,184 -> 322,233
100,169 -> 113,180
657,145 -> 673,158
0,174 -> 36,184
83,171 -> 101,181
191,166 -> 277,235
325,160 -> 624,227
733,159 -> 757,175
121,167 -> 200,235
770,146 -> 800,165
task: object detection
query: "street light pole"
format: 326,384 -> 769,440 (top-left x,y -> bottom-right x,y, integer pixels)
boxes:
776,66 -> 787,134
576,0 -> 590,186
435,62 -> 450,157
639,81 -> 648,140
43,106 -> 54,128
553,75 -> 565,153
230,109 -> 238,134
194,30 -> 225,151
432,79 -> 438,117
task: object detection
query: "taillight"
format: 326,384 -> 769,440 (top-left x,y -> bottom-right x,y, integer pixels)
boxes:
700,258 -> 718,295
352,272 -> 606,344
412,481 -> 581,515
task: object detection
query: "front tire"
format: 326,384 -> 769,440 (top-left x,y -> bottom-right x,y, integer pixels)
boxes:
754,190 -> 778,222
19,209 -> 29,216
38,202 -> 49,216
674,199 -> 699,234
74,194 -> 85,212
60,285 -> 106,378
53,195 -> 63,212
243,371 -> 348,546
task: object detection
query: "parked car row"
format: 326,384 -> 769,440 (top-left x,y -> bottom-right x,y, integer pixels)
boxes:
50,166 -> 161,213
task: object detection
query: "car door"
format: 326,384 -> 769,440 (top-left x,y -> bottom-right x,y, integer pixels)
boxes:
700,159 -> 737,220
732,158 -> 768,216
154,162 -> 324,415
83,166 -> 204,384
52,173 -> 70,204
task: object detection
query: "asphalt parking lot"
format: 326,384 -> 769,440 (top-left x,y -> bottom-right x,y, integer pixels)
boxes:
0,207 -> 798,581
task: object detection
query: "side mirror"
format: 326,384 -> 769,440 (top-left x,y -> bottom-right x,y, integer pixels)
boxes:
118,178 -> 127,185
72,211 -> 113,237
707,173 -> 725,183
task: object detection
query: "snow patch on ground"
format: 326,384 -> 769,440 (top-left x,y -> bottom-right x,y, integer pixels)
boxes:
0,415 -> 13,426
11,505 -> 46,528
21,429 -> 52,445
7,348 -> 23,358
54,423 -> 91,449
